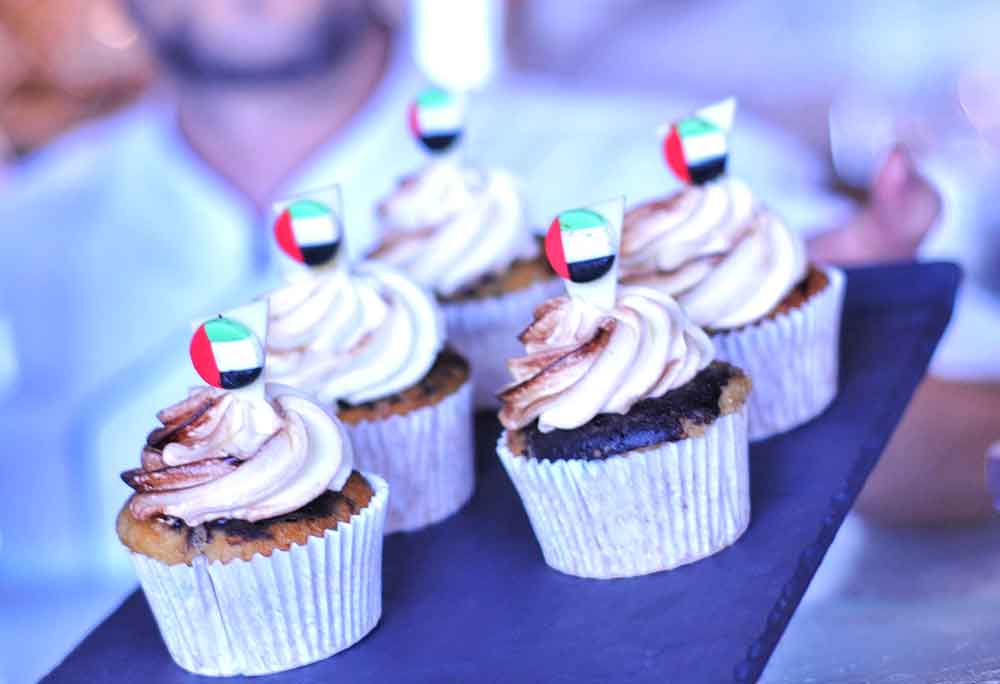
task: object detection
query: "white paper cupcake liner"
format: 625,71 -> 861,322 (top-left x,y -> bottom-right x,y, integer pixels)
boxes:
497,409 -> 750,579
712,267 -> 845,441
443,277 -> 563,409
130,473 -> 389,677
344,379 -> 474,533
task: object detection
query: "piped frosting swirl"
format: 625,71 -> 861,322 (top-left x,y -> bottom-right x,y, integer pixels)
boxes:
621,177 -> 807,330
499,287 -> 713,432
374,159 -> 536,297
264,262 -> 444,404
122,385 -> 352,526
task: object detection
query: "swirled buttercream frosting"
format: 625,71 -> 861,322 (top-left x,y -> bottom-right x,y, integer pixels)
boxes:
498,287 -> 714,432
620,177 -> 807,330
121,384 -> 353,526
374,159 -> 536,297
264,261 -> 444,404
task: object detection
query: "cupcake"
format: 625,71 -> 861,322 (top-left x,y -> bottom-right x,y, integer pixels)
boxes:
496,200 -> 751,579
117,305 -> 388,676
372,87 -> 561,409
620,99 -> 844,440
266,186 -> 474,533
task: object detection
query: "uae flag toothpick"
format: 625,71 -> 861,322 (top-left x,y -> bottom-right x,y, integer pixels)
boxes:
272,185 -> 343,269
545,196 -> 625,310
661,98 -> 736,185
409,87 -> 465,153
190,301 -> 268,394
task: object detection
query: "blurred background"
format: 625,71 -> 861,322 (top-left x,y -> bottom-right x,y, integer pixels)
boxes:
0,0 -> 149,165
1,1 -> 999,682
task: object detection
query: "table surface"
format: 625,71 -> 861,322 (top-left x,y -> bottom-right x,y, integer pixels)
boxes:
761,513 -> 1000,684
42,262 -> 960,684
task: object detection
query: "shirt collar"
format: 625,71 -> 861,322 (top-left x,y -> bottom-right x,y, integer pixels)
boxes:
131,26 -> 419,260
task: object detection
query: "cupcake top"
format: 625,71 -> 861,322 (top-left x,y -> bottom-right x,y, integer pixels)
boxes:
264,261 -> 444,404
498,286 -> 714,432
620,176 -> 807,330
373,158 -> 535,297
121,384 -> 353,527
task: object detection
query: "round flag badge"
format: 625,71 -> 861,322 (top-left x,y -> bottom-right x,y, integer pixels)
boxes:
190,317 -> 264,390
274,198 -> 341,267
662,99 -> 735,185
408,87 -> 464,153
663,117 -> 727,185
545,208 -> 616,284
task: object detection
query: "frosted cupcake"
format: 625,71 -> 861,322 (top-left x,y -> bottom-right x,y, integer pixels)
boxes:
497,199 -> 751,579
372,87 -> 560,408
266,186 -> 474,533
117,304 -> 388,676
621,99 -> 844,440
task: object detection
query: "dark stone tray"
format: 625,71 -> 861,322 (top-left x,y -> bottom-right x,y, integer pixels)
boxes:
43,262 -> 959,684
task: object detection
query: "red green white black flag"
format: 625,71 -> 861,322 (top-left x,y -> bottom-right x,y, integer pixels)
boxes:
272,185 -> 344,269
189,301 -> 268,394
409,87 -> 465,154
545,196 -> 624,311
661,98 -> 736,185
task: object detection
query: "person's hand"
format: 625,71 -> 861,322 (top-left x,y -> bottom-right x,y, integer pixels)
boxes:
859,144 -> 942,260
808,144 -> 941,264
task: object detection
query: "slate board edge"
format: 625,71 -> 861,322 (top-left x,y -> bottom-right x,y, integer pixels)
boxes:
734,261 -> 961,683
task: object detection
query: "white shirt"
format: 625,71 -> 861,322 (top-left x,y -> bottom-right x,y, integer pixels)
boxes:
0,37 -> 849,582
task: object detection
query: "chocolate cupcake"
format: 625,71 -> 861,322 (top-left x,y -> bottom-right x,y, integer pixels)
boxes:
117,316 -> 388,676
373,89 -> 561,409
497,284 -> 752,579
622,100 -> 844,440
264,260 -> 474,533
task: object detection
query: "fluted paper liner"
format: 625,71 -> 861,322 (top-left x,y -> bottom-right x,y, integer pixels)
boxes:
344,379 -> 474,533
129,474 -> 388,677
712,267 -> 845,441
443,276 -> 563,409
497,410 -> 750,579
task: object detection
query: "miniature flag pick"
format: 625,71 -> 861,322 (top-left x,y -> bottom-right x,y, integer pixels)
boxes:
661,97 -> 736,185
272,184 -> 344,270
545,196 -> 625,311
190,300 -> 268,398
409,87 -> 465,154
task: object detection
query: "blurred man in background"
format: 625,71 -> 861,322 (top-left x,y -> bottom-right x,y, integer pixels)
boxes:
0,0 -> 946,578
0,1 -> 968,679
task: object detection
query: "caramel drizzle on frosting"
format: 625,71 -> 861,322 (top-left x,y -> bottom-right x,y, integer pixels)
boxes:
264,262 -> 444,405
122,389 -> 264,517
499,319 -> 615,430
498,289 -> 715,433
119,384 -> 352,527
146,391 -> 223,451
373,160 -> 536,297
619,178 -> 807,330
122,457 -> 240,493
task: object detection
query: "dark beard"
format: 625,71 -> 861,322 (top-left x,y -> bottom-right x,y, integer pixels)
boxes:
127,3 -> 373,85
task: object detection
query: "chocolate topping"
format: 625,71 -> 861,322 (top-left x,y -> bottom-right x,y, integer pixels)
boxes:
201,490 -> 357,542
121,456 -> 241,492
144,473 -> 371,546
515,361 -> 744,461
146,392 -> 222,450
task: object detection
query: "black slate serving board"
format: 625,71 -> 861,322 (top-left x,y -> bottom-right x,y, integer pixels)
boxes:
43,262 -> 959,684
